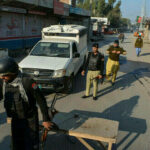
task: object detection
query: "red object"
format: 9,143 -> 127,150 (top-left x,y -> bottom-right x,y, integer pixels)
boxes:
53,0 -> 69,16
138,17 -> 142,23
54,0 -> 64,15
32,83 -> 38,89
104,31 -> 114,35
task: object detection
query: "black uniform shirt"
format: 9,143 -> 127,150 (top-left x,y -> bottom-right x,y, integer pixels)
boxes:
83,52 -> 104,75
0,75 -> 51,122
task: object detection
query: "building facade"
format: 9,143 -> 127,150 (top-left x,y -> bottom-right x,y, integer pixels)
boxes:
0,0 -> 90,51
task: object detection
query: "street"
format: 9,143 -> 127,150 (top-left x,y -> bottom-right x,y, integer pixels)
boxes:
1,33 -> 150,150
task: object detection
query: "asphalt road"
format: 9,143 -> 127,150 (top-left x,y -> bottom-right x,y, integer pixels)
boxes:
1,33 -> 150,150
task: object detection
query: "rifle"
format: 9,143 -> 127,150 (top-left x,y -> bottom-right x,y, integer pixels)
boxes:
91,74 -> 105,84
40,82 -> 63,150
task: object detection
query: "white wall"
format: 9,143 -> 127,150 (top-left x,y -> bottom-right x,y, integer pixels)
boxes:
0,12 -> 58,39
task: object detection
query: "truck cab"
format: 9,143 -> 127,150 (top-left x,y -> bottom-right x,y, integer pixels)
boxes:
19,25 -> 88,92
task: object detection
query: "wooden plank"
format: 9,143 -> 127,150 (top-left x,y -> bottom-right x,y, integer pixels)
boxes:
108,142 -> 113,150
55,113 -> 119,144
68,131 -> 117,143
97,141 -> 107,150
76,137 -> 94,150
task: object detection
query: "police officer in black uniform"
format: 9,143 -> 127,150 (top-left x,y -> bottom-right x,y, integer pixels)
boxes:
81,43 -> 104,100
0,57 -> 53,150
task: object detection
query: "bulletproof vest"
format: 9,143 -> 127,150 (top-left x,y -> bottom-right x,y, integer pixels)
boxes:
3,76 -> 29,119
88,53 -> 100,71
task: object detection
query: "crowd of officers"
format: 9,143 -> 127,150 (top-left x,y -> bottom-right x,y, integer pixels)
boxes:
0,38 -> 127,150
82,40 -> 126,100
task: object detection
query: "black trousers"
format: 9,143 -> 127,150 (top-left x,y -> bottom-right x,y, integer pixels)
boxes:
11,112 -> 39,150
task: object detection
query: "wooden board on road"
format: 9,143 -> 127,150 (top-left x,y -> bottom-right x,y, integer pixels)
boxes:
54,112 -> 119,150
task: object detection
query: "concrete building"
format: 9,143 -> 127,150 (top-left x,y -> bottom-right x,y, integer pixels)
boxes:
0,0 -> 90,52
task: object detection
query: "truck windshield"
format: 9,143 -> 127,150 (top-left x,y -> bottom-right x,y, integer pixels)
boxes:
30,42 -> 70,58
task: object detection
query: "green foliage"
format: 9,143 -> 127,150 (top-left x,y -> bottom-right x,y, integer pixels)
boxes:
108,0 -> 116,7
96,0 -> 106,17
77,0 -> 128,27
121,18 -> 131,27
108,0 -> 122,27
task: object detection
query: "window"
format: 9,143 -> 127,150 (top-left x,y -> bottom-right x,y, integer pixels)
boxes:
72,43 -> 77,54
30,42 -> 70,58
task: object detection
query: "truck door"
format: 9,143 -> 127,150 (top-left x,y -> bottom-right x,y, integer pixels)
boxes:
72,43 -> 80,75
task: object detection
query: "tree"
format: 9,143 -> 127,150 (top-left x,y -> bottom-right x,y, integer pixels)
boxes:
107,0 -> 122,27
77,0 -> 124,28
77,0 -> 90,11
121,18 -> 131,27
96,0 -> 105,17
108,0 -> 116,6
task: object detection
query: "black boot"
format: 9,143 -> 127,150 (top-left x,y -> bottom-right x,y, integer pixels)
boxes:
93,97 -> 97,100
82,95 -> 88,99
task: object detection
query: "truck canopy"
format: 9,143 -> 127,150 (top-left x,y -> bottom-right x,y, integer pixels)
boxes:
42,25 -> 87,51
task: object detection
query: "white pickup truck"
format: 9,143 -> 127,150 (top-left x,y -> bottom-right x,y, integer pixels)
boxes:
19,25 -> 88,92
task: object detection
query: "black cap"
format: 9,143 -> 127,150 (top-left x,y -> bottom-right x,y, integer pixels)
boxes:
0,57 -> 19,76
114,40 -> 119,45
92,43 -> 99,48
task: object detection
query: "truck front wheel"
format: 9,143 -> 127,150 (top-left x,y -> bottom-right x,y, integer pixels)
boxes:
64,75 -> 74,94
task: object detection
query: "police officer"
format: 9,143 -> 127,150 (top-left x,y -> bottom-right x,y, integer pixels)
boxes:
106,40 -> 127,85
81,43 -> 104,100
118,33 -> 125,43
0,57 -> 53,150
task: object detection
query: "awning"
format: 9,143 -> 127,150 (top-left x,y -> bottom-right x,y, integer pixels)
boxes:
70,7 -> 91,17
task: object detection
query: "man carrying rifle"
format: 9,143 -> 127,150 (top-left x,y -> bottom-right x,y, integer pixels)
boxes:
0,57 -> 53,150
106,40 -> 127,86
81,43 -> 104,100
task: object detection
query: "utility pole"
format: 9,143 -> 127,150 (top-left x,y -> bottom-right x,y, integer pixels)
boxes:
139,0 -> 146,31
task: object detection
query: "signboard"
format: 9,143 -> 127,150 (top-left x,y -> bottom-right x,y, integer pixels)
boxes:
59,0 -> 76,7
14,0 -> 53,9
70,7 -> 90,16
54,0 -> 69,16
0,6 -> 26,14
59,0 -> 71,5
91,17 -> 109,25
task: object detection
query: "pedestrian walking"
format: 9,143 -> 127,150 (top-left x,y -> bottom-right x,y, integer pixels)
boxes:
106,40 -> 127,86
118,33 -> 125,43
0,57 -> 53,150
135,35 -> 143,57
81,43 -> 104,100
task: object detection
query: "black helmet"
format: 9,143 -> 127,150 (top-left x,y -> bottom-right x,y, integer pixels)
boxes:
0,57 -> 19,76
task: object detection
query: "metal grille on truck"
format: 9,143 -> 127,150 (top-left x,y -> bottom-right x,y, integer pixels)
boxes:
22,68 -> 54,78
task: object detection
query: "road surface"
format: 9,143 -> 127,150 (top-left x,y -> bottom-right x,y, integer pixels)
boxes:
0,33 -> 150,150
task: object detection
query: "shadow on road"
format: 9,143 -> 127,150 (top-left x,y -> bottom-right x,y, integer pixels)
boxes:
73,57 -> 150,98
0,136 -> 11,150
140,53 -> 150,56
0,112 -> 7,125
73,55 -> 127,94
44,96 -> 146,150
